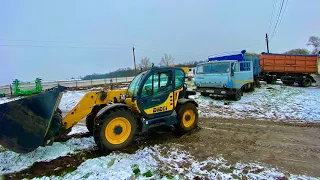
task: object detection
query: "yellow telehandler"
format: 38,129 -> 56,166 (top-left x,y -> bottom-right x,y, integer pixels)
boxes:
0,66 -> 198,153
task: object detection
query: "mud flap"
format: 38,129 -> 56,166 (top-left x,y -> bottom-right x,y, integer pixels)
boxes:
0,86 -> 66,153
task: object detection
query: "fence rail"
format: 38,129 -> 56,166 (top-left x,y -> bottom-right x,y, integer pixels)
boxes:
0,76 -> 135,95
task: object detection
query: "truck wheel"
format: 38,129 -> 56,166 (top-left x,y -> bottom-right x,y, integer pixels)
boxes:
255,77 -> 261,88
93,108 -> 137,152
283,81 -> 294,86
266,76 -> 276,84
174,103 -> 198,133
299,78 -> 312,87
233,89 -> 242,101
201,92 -> 209,97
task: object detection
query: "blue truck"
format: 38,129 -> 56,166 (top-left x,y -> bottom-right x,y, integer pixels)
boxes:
194,50 -> 260,101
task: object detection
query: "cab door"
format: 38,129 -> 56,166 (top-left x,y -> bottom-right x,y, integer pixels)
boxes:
136,69 -> 174,119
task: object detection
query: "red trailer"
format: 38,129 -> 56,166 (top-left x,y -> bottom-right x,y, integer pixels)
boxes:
260,53 -> 318,87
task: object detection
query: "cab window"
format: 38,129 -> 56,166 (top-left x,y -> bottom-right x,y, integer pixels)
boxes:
175,69 -> 184,89
141,71 -> 173,97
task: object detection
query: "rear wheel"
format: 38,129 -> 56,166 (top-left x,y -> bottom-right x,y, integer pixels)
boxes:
266,76 -> 277,84
299,78 -> 312,87
93,108 -> 137,152
201,92 -> 209,97
233,89 -> 242,101
283,81 -> 294,86
174,103 -> 198,133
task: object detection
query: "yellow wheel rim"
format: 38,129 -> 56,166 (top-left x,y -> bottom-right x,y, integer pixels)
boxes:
182,109 -> 196,128
105,117 -> 131,145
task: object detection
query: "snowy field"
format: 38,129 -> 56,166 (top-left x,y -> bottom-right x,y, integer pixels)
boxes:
191,83 -> 320,122
1,137 -> 318,180
32,145 -> 318,180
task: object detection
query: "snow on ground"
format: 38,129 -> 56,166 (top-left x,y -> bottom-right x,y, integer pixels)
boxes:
67,125 -> 89,136
191,84 -> 320,122
0,137 -> 95,175
34,145 -> 319,180
0,97 -> 21,105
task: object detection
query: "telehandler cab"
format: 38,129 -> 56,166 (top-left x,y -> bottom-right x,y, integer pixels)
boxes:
0,66 -> 198,153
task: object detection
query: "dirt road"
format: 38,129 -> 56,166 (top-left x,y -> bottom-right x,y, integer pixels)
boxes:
177,118 -> 320,177
4,118 -> 320,179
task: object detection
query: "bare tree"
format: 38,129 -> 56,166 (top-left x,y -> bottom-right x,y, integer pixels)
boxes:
159,53 -> 175,66
307,36 -> 320,54
284,48 -> 310,55
138,57 -> 152,71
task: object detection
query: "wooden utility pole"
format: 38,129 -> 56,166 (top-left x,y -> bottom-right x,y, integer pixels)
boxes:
132,45 -> 137,73
265,33 -> 270,53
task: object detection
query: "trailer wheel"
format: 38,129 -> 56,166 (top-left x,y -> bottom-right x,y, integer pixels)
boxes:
233,89 -> 242,101
299,78 -> 312,87
266,76 -> 276,84
201,92 -> 209,97
283,81 -> 294,86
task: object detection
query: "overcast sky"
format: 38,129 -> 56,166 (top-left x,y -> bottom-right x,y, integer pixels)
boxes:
0,0 -> 319,85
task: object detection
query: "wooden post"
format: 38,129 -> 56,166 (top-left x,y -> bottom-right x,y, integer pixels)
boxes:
266,33 -> 270,53
10,84 -> 12,96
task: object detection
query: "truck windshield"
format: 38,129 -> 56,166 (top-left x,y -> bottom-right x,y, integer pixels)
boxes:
126,72 -> 146,98
197,63 -> 230,74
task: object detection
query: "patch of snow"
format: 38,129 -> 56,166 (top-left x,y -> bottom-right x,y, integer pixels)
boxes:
0,137 -> 95,175
58,90 -> 87,112
191,84 -> 320,122
34,145 -> 319,180
0,97 -> 21,105
67,125 -> 89,136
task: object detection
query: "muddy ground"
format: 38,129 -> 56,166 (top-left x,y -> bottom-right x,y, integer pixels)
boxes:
4,118 -> 320,179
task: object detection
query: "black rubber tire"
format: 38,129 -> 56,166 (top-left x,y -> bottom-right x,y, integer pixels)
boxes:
233,89 -> 242,101
201,92 -> 209,97
266,76 -> 276,84
174,103 -> 199,133
93,108 -> 137,152
255,77 -> 261,88
299,78 -> 312,87
283,81 -> 294,86
86,105 -> 104,135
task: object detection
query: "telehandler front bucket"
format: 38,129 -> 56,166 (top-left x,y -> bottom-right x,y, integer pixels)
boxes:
0,86 -> 66,153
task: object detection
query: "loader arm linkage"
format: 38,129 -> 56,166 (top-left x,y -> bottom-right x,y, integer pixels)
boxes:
62,90 -> 127,129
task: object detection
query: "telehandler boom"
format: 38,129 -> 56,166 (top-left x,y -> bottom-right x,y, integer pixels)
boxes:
0,66 -> 198,153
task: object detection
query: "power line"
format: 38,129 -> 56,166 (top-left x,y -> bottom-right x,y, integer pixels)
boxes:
271,0 -> 288,40
268,0 -> 278,34
269,0 -> 288,40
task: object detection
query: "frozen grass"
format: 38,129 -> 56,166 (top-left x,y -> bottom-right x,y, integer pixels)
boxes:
190,84 -> 320,122
34,145 -> 319,180
0,137 -> 95,175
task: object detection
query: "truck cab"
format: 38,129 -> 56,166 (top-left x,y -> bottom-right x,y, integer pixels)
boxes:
194,60 -> 255,100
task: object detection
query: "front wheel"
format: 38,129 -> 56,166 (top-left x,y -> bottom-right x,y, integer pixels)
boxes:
174,103 -> 198,133
93,108 -> 137,152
